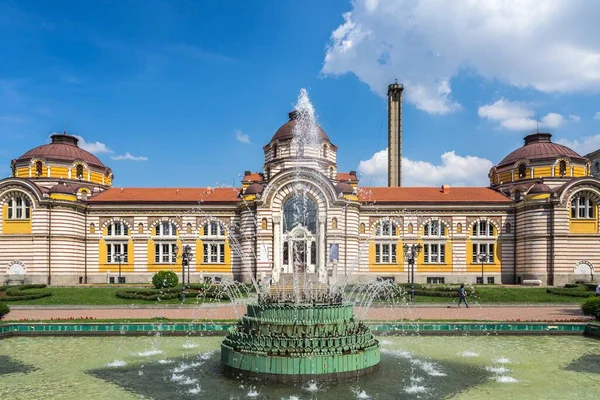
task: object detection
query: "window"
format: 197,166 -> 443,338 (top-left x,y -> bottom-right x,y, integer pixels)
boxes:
375,220 -> 398,237
155,243 -> 177,263
559,160 -> 567,176
423,244 -> 445,264
359,223 -> 365,234
571,195 -> 595,219
283,195 -> 317,233
138,223 -> 144,233
427,277 -> 445,284
331,218 -> 338,229
35,161 -> 43,176
265,167 -> 271,180
203,221 -> 224,236
375,243 -> 397,263
261,218 -> 268,230
203,243 -> 225,263
472,220 -> 495,237
505,223 -> 512,234
423,220 -> 447,237
272,143 -> 278,159
90,223 -> 95,234
156,222 -> 177,236
106,221 -> 129,236
322,144 -> 328,158
186,223 -> 192,234
457,223 -> 463,234
407,223 -> 413,234
472,243 -> 495,263
487,277 -> 495,284
107,243 -> 128,263
518,163 -> 527,179
283,241 -> 289,264
76,164 -> 84,180
7,196 -> 31,219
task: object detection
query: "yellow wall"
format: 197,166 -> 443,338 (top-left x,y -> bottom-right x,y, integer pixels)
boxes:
146,238 -> 183,273
196,239 -> 232,273
570,218 -> 598,234
466,239 -> 501,273
15,167 -> 30,178
52,167 -> 69,179
533,166 -> 552,178
498,171 -> 512,184
90,171 -> 104,185
573,166 -> 586,177
98,239 -> 135,273
368,239 -> 404,273
1,203 -> 32,234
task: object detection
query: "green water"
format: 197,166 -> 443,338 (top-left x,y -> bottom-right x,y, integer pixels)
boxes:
0,335 -> 598,399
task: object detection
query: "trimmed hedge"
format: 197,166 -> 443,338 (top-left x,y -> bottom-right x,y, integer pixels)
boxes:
581,297 -> 600,320
0,303 -> 9,319
412,290 -> 457,298
116,287 -> 181,301
546,288 -> 594,298
0,284 -> 52,301
152,270 -> 179,289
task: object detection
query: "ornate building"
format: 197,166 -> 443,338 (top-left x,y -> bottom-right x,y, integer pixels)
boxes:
1,92 -> 599,286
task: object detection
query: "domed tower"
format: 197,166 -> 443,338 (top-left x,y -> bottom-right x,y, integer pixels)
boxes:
10,132 -> 113,197
489,132 -> 590,199
262,111 -> 339,181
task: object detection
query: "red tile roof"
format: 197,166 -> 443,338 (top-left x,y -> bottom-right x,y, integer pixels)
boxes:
242,173 -> 263,183
17,134 -> 107,169
358,187 -> 511,203
336,172 -> 358,182
87,188 -> 241,203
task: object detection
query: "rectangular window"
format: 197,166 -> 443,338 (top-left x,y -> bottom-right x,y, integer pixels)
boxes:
472,243 -> 477,263
16,198 -> 22,218
375,243 -> 396,264
424,243 -> 445,264
391,244 -> 396,263
382,244 -> 390,263
107,243 -> 128,263
440,244 -> 445,263
162,244 -> 170,263
107,244 -> 112,263
8,200 -> 12,219
375,244 -> 381,263
487,277 -> 495,284
219,243 -> 225,263
472,243 -> 494,263
283,242 -> 289,264
203,244 -> 209,263
427,277 -> 445,284
202,242 -> 225,263
155,244 -> 160,263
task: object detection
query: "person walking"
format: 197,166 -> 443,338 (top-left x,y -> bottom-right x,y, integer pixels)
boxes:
596,283 -> 600,296
458,284 -> 469,308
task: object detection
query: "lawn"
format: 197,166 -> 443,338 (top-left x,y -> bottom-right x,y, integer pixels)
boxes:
411,286 -> 589,304
0,286 -> 233,306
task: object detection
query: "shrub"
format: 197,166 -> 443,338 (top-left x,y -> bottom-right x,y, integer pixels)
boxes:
412,290 -> 456,298
152,270 -> 179,289
0,303 -> 9,319
116,290 -> 180,301
546,288 -> 594,298
0,285 -> 52,301
581,297 -> 600,320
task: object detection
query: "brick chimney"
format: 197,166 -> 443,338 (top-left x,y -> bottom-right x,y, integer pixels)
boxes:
441,184 -> 450,194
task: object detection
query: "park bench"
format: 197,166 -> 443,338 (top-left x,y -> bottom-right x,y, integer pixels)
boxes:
4,275 -> 26,286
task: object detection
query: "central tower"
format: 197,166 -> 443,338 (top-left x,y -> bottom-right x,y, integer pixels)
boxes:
387,82 -> 404,187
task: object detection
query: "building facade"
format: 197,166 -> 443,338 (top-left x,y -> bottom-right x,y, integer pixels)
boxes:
1,93 -> 599,286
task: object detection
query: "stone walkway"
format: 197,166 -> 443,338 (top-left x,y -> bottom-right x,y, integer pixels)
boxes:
4,304 -> 592,322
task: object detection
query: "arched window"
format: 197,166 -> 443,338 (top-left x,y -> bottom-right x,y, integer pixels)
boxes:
331,218 -> 338,229
518,163 -> 527,179
186,223 -> 192,234
203,221 -> 224,236
329,167 -> 335,179
505,222 -> 512,234
156,222 -> 177,236
571,194 -> 595,219
457,223 -> 463,234
472,220 -> 495,237
272,143 -> 278,159
322,144 -> 328,158
35,161 -> 43,176
11,161 -> 16,177
261,218 -> 268,230
559,160 -> 567,176
76,164 -> 84,180
407,223 -> 413,234
106,221 -> 129,236
375,219 -> 398,237
423,220 -> 447,237
138,223 -> 144,233
7,196 -> 31,219
265,167 -> 271,181
359,223 -> 365,234
89,223 -> 95,234
283,194 -> 317,234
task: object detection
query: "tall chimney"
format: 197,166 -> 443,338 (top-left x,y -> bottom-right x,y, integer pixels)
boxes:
387,81 -> 404,187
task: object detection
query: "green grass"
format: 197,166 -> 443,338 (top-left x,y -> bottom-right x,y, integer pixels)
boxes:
0,286 -> 231,306
410,286 -> 589,304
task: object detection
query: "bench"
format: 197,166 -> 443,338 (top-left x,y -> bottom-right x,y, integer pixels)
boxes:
522,279 -> 542,286
4,276 -> 26,286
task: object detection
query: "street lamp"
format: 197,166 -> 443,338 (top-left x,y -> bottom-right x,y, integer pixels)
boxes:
477,252 -> 487,284
114,252 -> 125,284
175,245 -> 193,302
403,243 -> 423,304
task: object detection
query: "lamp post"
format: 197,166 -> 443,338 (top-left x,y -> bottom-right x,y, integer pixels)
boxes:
114,252 -> 124,284
177,245 -> 193,302
403,243 -> 423,304
477,252 -> 487,284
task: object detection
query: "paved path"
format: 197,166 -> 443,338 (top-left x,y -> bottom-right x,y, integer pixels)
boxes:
4,304 -> 592,322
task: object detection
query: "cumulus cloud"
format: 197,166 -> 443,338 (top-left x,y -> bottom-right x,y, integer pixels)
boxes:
72,135 -> 112,154
556,134 -> 600,156
594,112 -> 600,120
322,0 -> 600,114
478,99 -> 566,131
358,148 -> 493,186
110,152 -> 148,161
569,114 -> 581,122
235,129 -> 250,144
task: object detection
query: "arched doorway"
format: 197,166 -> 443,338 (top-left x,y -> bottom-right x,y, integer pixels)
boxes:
282,194 -> 318,273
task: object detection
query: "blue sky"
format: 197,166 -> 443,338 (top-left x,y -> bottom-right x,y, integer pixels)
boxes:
1,0 -> 599,187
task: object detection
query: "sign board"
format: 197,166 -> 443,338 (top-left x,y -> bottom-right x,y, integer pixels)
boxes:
574,261 -> 594,274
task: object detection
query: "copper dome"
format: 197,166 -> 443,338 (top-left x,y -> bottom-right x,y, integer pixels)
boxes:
49,182 -> 76,195
15,133 -> 107,169
270,111 -> 330,143
335,182 -> 354,194
528,181 -> 552,194
244,183 -> 264,195
497,133 -> 584,168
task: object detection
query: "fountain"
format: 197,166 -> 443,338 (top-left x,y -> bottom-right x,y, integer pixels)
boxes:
220,89 -> 381,381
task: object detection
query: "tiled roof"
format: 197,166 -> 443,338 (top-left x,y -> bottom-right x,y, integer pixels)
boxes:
497,133 -> 584,167
270,111 -> 336,148
336,172 -> 357,182
16,133 -> 107,169
242,173 -> 263,183
87,187 -> 241,203
358,187 -> 511,203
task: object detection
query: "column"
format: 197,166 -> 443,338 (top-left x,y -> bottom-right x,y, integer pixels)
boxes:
318,215 -> 326,281
273,215 -> 281,280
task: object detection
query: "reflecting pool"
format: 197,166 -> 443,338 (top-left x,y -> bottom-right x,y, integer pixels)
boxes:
1,335 -> 598,399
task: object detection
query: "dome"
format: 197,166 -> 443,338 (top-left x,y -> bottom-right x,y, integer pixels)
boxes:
528,182 -> 552,194
497,133 -> 584,168
270,111 -> 330,143
335,182 -> 354,195
15,133 -> 107,169
244,183 -> 264,195
49,182 -> 75,195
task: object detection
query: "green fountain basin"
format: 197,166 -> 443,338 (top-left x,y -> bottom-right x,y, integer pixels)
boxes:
220,303 -> 380,381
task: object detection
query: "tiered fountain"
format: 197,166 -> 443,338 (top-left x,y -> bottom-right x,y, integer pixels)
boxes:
221,89 -> 380,381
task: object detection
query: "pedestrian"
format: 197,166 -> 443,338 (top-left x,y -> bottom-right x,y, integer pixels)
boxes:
458,284 -> 469,308
596,283 -> 600,296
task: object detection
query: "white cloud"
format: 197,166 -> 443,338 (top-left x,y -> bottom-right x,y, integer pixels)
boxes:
72,135 -> 112,154
110,152 -> 148,161
322,1 -> 600,114
569,114 -> 581,122
235,129 -> 250,144
478,99 -> 566,131
594,112 -> 600,120
556,134 -> 600,156
358,148 -> 493,186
